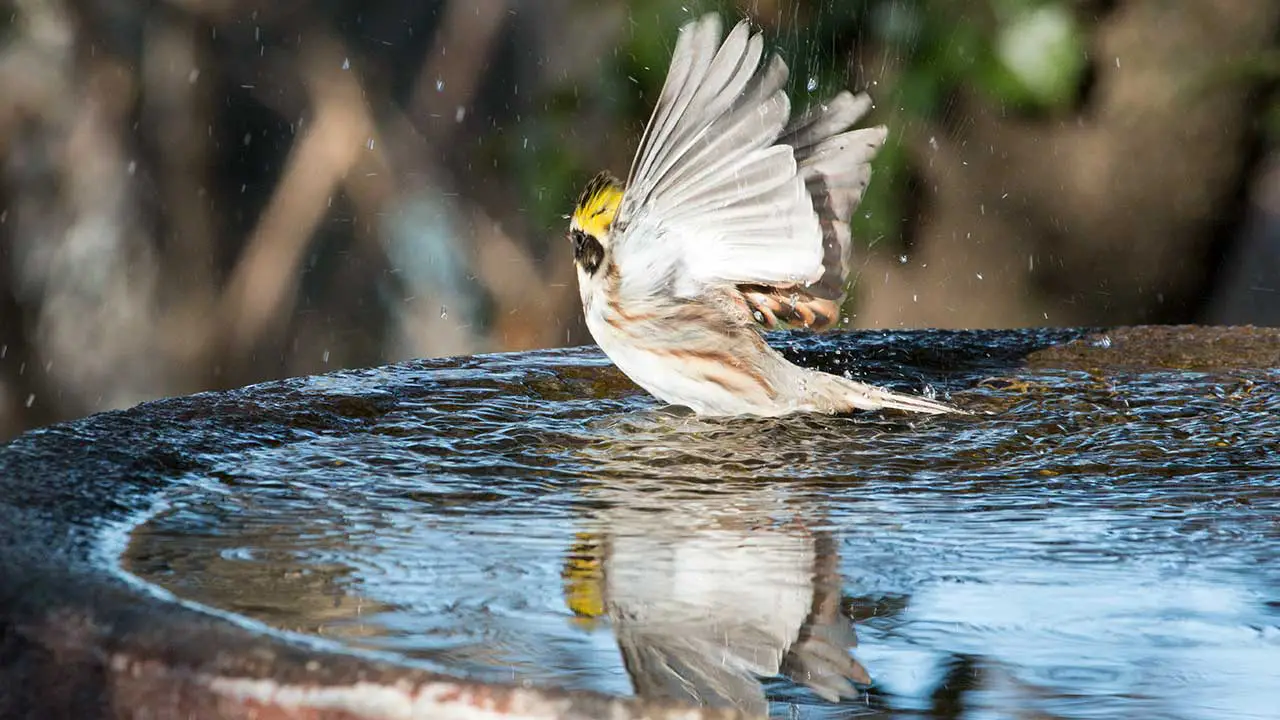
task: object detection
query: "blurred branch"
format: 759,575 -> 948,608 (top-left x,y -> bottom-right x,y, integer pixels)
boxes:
142,13 -> 220,376
217,38 -> 376,359
409,0 -> 510,144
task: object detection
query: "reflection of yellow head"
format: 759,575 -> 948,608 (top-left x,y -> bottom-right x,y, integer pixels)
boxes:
562,531 -> 605,628
571,172 -> 623,240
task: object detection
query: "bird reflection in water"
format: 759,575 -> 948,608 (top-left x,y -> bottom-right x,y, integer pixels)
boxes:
560,470 -> 870,716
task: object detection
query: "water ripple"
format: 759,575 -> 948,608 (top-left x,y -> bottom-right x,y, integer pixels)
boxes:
120,330 -> 1280,720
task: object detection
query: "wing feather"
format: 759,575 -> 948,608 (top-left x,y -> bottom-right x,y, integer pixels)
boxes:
631,27 -> 766,205
626,16 -> 723,195
779,91 -> 873,153
728,91 -> 887,331
663,145 -> 796,220
615,17 -> 825,299
649,80 -> 788,210
613,16 -> 885,308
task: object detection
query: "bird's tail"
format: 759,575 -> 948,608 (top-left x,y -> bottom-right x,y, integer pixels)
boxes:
802,369 -> 965,416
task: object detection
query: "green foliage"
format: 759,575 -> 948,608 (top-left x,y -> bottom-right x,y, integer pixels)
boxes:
990,0 -> 1087,109
508,97 -> 583,236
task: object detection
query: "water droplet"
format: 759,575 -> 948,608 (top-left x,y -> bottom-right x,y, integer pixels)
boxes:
898,254 -> 908,264
322,350 -> 330,363
126,161 -> 137,175
440,306 -> 448,319
367,138 -> 375,150
24,394 -> 34,408
436,78 -> 444,91
455,106 -> 466,123
806,76 -> 818,92
342,57 -> 350,70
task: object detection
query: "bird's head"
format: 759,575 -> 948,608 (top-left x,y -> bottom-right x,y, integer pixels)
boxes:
569,172 -> 622,276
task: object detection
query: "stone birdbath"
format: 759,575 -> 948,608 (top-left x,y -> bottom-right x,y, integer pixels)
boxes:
1,326 -> 1277,719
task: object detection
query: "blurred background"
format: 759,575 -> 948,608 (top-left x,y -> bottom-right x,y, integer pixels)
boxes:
1,0 -> 1277,439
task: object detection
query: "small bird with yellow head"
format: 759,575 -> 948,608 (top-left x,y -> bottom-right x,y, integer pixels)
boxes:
568,13 -> 962,417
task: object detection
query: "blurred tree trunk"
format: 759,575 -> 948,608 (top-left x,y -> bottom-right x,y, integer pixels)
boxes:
856,0 -> 1280,329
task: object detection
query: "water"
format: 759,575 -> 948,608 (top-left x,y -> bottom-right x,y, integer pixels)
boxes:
120,329 -> 1280,719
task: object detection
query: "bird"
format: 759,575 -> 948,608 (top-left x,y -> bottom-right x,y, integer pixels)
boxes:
567,13 -> 963,417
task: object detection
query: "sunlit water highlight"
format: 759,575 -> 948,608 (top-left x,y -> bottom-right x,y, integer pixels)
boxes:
121,330 -> 1280,719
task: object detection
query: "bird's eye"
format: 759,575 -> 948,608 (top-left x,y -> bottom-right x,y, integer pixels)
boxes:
569,228 -> 605,275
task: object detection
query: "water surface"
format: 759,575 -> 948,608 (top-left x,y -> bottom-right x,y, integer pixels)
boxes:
122,329 -> 1280,719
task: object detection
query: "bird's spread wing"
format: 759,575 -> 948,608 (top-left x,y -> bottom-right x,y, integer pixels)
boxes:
738,93 -> 888,331
613,15 -> 823,301
613,15 -> 887,334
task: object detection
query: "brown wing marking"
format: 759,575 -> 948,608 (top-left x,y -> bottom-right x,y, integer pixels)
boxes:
733,173 -> 850,334
806,174 -> 851,306
735,284 -> 841,332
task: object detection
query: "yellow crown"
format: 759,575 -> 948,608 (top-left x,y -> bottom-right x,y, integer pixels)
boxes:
572,172 -> 623,238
